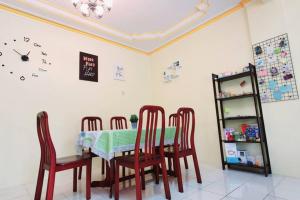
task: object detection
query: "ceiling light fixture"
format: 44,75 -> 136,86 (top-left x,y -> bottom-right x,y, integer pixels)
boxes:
72,0 -> 112,19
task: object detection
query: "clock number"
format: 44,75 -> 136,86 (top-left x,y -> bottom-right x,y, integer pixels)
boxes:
42,59 -> 51,65
24,37 -> 30,42
20,76 -> 25,81
39,67 -> 47,72
34,43 -> 42,47
32,73 -> 38,77
41,51 -> 47,56
0,51 -> 2,56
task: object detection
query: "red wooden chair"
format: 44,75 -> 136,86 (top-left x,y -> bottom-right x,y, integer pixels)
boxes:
34,111 -> 91,200
166,113 -> 177,174
114,105 -> 171,200
78,116 -> 105,180
168,113 -> 177,127
110,116 -> 128,130
168,113 -> 189,171
165,107 -> 202,193
110,116 -> 129,177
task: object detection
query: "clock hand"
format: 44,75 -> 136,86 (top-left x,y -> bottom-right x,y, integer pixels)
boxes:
13,49 -> 30,62
13,49 -> 22,56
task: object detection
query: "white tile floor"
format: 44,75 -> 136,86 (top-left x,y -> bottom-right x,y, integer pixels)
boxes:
1,164 -> 300,200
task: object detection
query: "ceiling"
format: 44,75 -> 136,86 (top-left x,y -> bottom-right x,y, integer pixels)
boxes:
0,0 -> 243,53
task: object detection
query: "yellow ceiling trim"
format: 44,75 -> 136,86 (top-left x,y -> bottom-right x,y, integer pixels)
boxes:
28,0 -> 207,41
0,3 -> 148,55
0,1 -> 251,56
240,0 -> 252,6
148,1 -> 250,55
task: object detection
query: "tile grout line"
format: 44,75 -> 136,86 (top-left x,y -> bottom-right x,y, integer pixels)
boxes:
262,176 -> 288,200
219,173 -> 257,199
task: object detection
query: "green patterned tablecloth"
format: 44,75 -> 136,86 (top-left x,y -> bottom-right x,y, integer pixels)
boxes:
77,127 -> 176,161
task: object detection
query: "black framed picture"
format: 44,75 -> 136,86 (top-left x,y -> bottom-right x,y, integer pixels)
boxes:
79,52 -> 98,82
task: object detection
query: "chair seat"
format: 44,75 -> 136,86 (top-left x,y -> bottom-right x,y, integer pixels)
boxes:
42,154 -> 91,172
164,147 -> 193,157
163,144 -> 180,152
81,149 -> 99,158
115,153 -> 162,168
56,154 -> 90,166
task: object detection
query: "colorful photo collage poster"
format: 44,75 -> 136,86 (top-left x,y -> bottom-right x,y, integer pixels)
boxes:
252,33 -> 298,103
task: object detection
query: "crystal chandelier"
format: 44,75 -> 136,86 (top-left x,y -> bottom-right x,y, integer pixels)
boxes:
71,0 -> 113,19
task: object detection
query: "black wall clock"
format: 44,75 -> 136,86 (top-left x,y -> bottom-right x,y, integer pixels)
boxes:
0,36 -> 52,81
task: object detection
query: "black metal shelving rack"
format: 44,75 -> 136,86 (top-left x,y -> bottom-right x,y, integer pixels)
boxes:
212,63 -> 272,176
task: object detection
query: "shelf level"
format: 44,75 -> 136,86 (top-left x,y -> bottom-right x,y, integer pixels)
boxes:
220,116 -> 258,120
225,162 -> 264,169
225,162 -> 264,171
216,71 -> 251,82
217,94 -> 256,101
226,163 -> 269,174
222,140 -> 261,144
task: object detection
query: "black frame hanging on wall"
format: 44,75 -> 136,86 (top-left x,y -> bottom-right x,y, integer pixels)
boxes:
79,51 -> 98,82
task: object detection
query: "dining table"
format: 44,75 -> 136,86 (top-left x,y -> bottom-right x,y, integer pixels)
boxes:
77,127 -> 176,196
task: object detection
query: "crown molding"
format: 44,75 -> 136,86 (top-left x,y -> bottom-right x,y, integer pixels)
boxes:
0,3 -> 148,55
0,1 -> 251,55
36,0 -> 209,41
148,2 -> 247,54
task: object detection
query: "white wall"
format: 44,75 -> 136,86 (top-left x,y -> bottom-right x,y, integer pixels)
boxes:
150,9 -> 253,167
1,0 -> 300,190
245,0 -> 300,177
0,10 -> 152,187
150,0 -> 300,178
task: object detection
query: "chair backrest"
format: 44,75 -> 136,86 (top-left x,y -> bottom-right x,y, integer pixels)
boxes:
135,105 -> 165,161
81,116 -> 103,131
37,111 -> 56,167
174,107 -> 196,151
168,113 -> 178,127
110,116 -> 128,130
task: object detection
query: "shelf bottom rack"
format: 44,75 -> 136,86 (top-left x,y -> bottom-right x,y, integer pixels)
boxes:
225,162 -> 271,175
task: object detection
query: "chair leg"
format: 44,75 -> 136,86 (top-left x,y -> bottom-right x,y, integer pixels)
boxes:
167,157 -> 172,173
79,149 -> 84,180
102,158 -> 105,175
78,167 -> 82,180
34,164 -> 45,200
192,151 -> 202,183
161,160 -> 171,200
184,156 -> 189,169
73,168 -> 77,192
109,159 -> 114,198
141,168 -> 145,190
86,160 -> 91,200
155,165 -> 159,184
174,155 -> 183,193
134,166 -> 142,200
122,152 -> 126,177
45,169 -> 56,200
114,162 -> 120,200
172,157 -> 177,177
